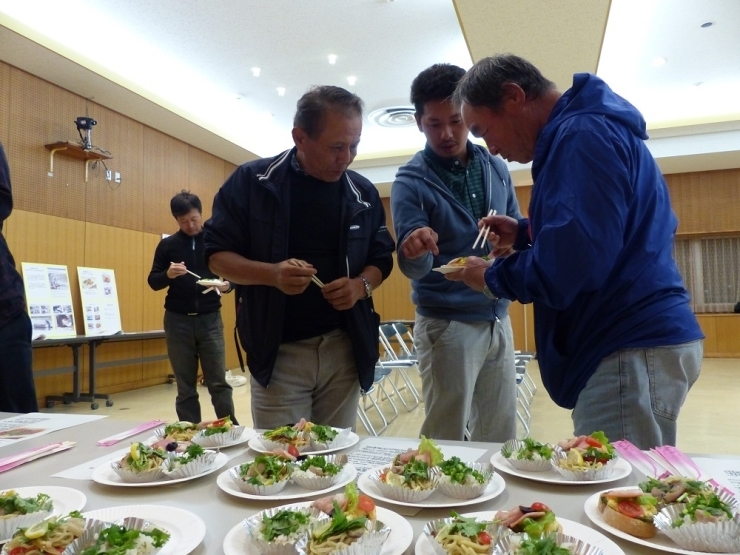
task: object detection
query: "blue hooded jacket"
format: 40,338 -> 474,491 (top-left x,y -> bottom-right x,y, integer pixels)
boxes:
485,73 -> 703,408
392,142 -> 522,322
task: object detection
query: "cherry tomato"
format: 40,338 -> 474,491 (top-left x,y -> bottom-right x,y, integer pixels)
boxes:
210,418 -> 227,427
357,494 -> 376,515
287,445 -> 300,458
477,532 -> 492,545
9,547 -> 31,555
616,500 -> 643,519
530,502 -> 550,512
585,437 -> 603,448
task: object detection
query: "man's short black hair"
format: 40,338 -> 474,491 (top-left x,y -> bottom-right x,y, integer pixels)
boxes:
294,85 -> 364,139
454,53 -> 556,112
170,190 -> 202,218
410,64 -> 466,116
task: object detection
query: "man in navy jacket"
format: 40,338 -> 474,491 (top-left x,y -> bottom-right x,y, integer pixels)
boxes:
450,54 -> 703,448
391,64 -> 521,441
204,86 -> 394,429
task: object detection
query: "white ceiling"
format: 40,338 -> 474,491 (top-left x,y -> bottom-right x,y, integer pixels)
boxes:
1,0 -> 739,190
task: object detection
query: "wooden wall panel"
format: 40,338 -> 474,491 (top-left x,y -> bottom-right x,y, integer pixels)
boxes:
0,62 -> 9,147
84,103 -> 145,230
515,185 -> 532,217
142,128 -> 189,235
187,146 -> 224,221
142,233 -> 168,331
666,169 -> 740,235
8,67 -> 88,220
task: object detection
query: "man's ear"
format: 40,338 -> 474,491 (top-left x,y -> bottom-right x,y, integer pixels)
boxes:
292,127 -> 305,150
501,82 -> 526,113
414,112 -> 423,132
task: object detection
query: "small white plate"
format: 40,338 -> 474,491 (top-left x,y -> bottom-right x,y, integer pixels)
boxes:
490,452 -> 633,485
82,504 -> 205,555
431,265 -> 465,274
357,465 -> 506,508
0,486 -> 87,543
584,487 -> 719,555
196,279 -> 225,287
223,503 -> 413,555
248,430 -> 360,455
91,452 -> 228,487
415,513 -> 625,555
217,462 -> 358,501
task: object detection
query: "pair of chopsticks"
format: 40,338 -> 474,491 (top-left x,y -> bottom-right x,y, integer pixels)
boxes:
289,259 -> 325,288
96,419 -> 166,447
472,209 -> 496,249
0,441 -> 76,473
170,261 -> 201,280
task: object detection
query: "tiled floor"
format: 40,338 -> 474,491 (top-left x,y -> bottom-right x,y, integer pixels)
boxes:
42,358 -> 740,455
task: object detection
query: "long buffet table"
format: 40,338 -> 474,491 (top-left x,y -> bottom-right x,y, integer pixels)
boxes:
0,414 -> 736,555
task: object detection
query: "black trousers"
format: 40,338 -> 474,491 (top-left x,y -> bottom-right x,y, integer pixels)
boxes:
164,310 -> 236,424
0,311 -> 38,412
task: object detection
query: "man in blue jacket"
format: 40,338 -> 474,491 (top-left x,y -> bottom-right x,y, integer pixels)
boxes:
204,86 -> 394,429
391,64 -> 521,441
450,54 -> 704,448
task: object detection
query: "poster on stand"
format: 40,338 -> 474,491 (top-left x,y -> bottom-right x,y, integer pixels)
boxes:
21,262 -> 77,340
77,267 -> 122,336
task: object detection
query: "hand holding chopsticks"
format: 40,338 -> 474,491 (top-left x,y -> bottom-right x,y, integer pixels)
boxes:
473,209 -> 496,249
169,261 -> 201,280
289,259 -> 324,288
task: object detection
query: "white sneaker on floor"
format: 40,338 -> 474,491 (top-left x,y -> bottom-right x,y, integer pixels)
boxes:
225,370 -> 247,387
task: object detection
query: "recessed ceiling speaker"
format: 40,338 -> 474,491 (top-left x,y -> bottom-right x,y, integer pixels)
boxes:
368,106 -> 416,128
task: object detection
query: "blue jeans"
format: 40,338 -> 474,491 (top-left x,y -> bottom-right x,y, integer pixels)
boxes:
415,315 -> 517,441
572,340 -> 703,449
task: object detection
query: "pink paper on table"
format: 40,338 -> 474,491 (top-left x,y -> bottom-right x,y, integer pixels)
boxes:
96,419 -> 165,446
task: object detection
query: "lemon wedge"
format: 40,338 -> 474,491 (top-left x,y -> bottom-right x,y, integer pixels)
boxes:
24,519 -> 49,539
130,443 -> 141,460
565,449 -> 584,467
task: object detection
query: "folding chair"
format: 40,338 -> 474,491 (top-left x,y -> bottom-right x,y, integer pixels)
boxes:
357,366 -> 398,436
378,325 -> 421,410
390,322 -> 417,362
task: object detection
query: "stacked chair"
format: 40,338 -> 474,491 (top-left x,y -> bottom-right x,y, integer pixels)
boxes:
356,322 -> 422,436
514,351 -> 537,437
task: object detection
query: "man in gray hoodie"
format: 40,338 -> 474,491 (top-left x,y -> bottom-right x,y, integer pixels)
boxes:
390,64 -> 522,441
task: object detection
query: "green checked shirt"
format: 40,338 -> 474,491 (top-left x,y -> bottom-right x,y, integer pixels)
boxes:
422,141 -> 486,220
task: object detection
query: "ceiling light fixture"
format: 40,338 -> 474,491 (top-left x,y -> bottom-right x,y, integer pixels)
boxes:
650,57 -> 667,68
328,54 -> 337,65
700,21 -> 714,28
277,87 -> 286,96
347,76 -> 357,86
251,67 -> 261,77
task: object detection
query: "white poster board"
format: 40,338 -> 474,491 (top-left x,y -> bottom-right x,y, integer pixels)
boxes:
21,262 -> 77,339
77,267 -> 122,336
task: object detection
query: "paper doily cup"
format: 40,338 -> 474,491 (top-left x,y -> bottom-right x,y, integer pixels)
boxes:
370,468 -> 437,502
654,504 -> 740,553
291,455 -> 348,490
258,433 -> 311,453
228,466 -> 291,495
432,463 -> 494,499
493,533 -> 604,555
191,425 -> 246,448
243,505 -> 322,555
500,439 -> 554,472
297,518 -> 390,555
62,517 -> 170,555
0,509 -> 53,543
163,449 -> 218,479
423,516 -> 506,555
549,451 -> 619,481
310,428 -> 352,451
111,461 -> 167,483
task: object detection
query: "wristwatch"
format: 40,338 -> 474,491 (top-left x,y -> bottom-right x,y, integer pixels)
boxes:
358,275 -> 373,298
482,285 -> 497,300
